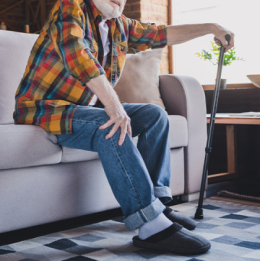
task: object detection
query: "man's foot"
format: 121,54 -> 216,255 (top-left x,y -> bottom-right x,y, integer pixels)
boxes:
133,223 -> 211,255
163,206 -> 197,230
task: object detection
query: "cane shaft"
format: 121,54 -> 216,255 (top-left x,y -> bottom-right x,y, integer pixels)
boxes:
197,46 -> 225,210
195,33 -> 231,219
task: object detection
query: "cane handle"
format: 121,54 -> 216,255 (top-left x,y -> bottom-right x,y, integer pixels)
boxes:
214,34 -> 231,46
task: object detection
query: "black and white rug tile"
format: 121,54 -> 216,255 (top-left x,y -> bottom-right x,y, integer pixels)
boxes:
1,198 -> 260,261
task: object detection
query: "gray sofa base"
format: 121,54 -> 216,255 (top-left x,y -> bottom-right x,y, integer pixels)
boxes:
0,148 -> 184,234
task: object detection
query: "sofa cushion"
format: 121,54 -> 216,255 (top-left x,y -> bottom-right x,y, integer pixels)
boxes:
114,48 -> 167,112
0,30 -> 39,124
0,124 -> 62,170
60,115 -> 187,163
168,115 -> 188,148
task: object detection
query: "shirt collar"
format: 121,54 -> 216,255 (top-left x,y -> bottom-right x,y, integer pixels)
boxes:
86,0 -> 118,23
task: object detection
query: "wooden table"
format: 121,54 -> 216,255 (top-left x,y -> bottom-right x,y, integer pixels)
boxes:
206,113 -> 260,184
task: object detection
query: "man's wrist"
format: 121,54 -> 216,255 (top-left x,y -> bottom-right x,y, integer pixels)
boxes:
102,95 -> 122,107
208,23 -> 218,35
86,74 -> 121,108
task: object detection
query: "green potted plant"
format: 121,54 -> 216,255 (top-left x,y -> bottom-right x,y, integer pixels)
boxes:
196,41 -> 244,89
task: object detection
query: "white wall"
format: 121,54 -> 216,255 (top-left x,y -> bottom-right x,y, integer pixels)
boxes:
171,0 -> 260,84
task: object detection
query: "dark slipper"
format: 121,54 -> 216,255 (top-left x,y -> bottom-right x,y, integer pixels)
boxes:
133,223 -> 211,255
163,206 -> 197,230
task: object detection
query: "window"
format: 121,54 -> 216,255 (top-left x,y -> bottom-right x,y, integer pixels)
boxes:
171,0 -> 260,85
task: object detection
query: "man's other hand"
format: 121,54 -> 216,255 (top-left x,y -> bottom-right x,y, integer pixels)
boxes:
213,23 -> 235,53
99,103 -> 132,146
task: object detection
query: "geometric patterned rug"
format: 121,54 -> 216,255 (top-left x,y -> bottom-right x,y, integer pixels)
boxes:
1,198 -> 260,261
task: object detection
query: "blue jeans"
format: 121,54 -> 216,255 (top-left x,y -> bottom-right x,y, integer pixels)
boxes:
55,102 -> 173,231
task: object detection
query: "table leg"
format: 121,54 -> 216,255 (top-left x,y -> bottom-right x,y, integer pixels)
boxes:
208,124 -> 238,184
226,125 -> 237,175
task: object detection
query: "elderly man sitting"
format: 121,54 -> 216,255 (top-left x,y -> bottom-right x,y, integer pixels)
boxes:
13,0 -> 234,255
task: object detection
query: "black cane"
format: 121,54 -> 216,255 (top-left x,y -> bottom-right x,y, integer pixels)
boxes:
194,34 -> 231,219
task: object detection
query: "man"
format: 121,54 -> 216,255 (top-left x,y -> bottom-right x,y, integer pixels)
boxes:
13,0 -> 234,255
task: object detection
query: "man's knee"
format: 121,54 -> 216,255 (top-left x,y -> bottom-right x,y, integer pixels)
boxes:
96,122 -> 122,142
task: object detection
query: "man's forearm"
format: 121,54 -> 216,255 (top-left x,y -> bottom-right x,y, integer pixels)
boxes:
86,74 -> 121,106
166,23 -> 216,45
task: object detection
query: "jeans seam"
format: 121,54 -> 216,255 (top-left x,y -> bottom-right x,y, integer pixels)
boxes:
108,129 -> 144,210
131,123 -> 149,129
137,211 -> 146,223
143,132 -> 148,172
132,124 -> 149,172
72,119 -> 104,125
140,208 -> 148,222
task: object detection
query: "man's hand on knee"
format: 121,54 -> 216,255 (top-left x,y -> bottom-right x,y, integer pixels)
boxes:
99,103 -> 132,146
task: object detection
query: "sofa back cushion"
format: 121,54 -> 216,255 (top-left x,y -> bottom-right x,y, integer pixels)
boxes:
0,30 -> 39,124
114,48 -> 166,112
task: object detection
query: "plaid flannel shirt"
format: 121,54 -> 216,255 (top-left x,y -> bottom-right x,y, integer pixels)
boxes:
13,0 -> 167,135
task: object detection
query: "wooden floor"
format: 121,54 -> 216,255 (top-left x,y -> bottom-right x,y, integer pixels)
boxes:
208,196 -> 260,207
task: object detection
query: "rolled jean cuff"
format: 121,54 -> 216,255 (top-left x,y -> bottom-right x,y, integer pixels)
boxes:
154,186 -> 172,199
123,198 -> 166,231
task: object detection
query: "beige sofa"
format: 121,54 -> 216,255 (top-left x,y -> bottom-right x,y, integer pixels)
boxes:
0,30 -> 207,234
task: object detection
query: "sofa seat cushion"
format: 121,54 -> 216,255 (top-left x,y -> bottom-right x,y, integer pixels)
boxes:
60,115 -> 187,163
0,124 -> 62,170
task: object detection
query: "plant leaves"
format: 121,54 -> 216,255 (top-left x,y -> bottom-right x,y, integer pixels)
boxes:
196,42 -> 244,66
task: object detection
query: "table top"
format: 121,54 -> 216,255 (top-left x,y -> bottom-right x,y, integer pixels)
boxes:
206,113 -> 260,125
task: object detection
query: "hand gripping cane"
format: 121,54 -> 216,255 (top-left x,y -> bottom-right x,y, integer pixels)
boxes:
194,34 -> 231,219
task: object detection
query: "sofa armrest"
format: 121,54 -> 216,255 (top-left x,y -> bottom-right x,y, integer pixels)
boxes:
159,74 -> 207,195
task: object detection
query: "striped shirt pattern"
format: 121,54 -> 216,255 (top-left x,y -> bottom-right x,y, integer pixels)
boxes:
13,0 -> 167,135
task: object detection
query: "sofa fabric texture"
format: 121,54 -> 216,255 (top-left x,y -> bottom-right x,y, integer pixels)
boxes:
0,124 -> 61,170
0,113 -> 188,170
159,75 -> 207,195
0,148 -> 185,234
0,31 -> 38,124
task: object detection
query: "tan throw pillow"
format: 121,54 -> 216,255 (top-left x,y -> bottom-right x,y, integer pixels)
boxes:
114,48 -> 167,112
